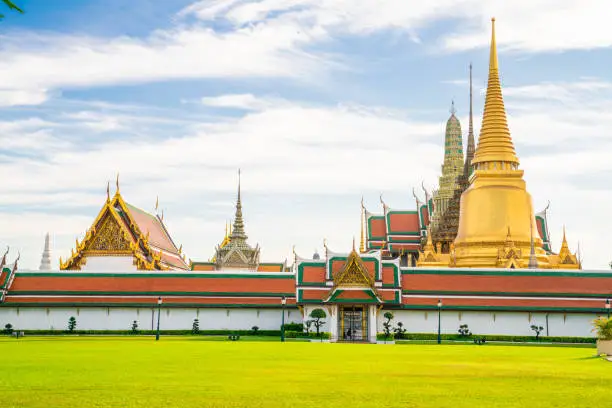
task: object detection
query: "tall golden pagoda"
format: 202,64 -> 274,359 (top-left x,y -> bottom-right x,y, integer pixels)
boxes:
453,18 -> 545,267
452,18 -> 578,269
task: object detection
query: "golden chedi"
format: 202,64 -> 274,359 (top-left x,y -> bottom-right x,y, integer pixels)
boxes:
453,18 -> 552,268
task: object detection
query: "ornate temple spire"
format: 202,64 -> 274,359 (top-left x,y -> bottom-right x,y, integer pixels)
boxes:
465,63 -> 476,175
39,233 -> 52,271
0,246 -> 8,271
471,18 -> 520,168
230,169 -> 247,242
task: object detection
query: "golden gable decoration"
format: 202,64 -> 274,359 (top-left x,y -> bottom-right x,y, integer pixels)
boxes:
333,249 -> 375,288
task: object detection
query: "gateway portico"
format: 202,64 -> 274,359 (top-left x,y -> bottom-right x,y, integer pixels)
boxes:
296,246 -> 401,343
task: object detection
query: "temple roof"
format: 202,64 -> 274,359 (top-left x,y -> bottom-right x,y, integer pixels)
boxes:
60,184 -> 189,271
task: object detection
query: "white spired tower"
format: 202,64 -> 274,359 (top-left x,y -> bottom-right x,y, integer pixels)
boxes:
39,233 -> 52,271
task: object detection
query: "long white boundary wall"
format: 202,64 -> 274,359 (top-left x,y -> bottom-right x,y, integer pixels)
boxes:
0,306 -> 600,337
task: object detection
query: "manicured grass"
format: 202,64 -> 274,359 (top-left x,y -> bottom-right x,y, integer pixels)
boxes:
0,336 -> 609,407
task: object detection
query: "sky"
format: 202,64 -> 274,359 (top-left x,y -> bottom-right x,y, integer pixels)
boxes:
1,0 -> 612,270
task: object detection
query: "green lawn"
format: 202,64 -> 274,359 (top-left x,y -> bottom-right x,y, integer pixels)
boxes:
0,336 -> 609,408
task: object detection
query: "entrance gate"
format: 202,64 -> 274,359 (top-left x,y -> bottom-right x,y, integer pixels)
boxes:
338,305 -> 368,342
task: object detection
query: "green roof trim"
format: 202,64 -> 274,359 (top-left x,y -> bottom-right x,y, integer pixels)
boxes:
296,261 -> 326,285
327,256 -> 381,281
385,210 -> 420,235
367,215 -> 386,240
402,290 -> 612,298
328,289 -> 379,303
399,269 -> 612,278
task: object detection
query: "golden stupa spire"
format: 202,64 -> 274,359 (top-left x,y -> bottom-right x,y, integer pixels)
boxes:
471,18 -> 519,168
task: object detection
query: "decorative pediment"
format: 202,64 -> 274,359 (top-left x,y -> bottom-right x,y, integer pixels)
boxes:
497,227 -> 523,268
333,250 -> 374,288
85,214 -> 132,253
60,190 -> 178,271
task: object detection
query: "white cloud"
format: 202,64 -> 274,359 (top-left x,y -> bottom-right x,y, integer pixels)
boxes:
184,0 -> 612,54
3,87 -> 612,271
200,93 -> 291,111
2,0 -> 611,109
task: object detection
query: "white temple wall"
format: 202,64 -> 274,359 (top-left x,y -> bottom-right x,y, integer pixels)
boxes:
377,310 -> 599,338
0,306 -> 600,337
0,307 -> 298,331
80,256 -> 137,272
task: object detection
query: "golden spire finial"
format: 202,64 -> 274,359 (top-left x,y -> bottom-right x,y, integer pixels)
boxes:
115,173 -> 120,195
155,196 -> 159,212
106,181 -> 110,203
471,17 -> 519,168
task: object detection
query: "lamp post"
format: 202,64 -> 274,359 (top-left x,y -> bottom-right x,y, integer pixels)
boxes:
437,299 -> 442,345
281,296 -> 286,342
606,298 -> 610,319
155,296 -> 162,341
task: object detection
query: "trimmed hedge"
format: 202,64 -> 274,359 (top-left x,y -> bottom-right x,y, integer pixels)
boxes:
285,331 -> 330,340
19,329 -> 282,336
282,322 -> 304,332
377,332 -> 395,341
395,333 -> 595,344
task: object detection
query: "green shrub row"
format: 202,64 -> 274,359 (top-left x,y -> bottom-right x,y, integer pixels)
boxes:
395,333 -> 596,344
14,329 -> 282,336
377,332 -> 395,341
282,322 -> 304,332
285,331 -> 330,339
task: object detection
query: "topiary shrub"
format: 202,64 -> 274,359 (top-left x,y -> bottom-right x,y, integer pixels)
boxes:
4,323 -> 13,335
382,312 -> 394,341
458,324 -> 471,337
192,318 -> 200,335
304,319 -> 313,334
530,324 -> 544,340
251,326 -> 259,334
394,322 -> 407,339
131,320 -> 139,334
68,317 -> 77,333
309,309 -> 327,336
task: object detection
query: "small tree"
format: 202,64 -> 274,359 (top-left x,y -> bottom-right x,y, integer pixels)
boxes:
309,308 -> 327,336
304,319 -> 313,334
593,317 -> 612,340
530,324 -> 544,340
4,323 -> 13,335
68,316 -> 77,333
131,320 -> 139,334
394,321 -> 407,340
251,325 -> 259,334
192,318 -> 200,335
458,324 -> 471,337
382,312 -> 394,341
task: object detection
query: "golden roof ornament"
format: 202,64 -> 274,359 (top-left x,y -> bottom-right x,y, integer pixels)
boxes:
471,18 -> 519,168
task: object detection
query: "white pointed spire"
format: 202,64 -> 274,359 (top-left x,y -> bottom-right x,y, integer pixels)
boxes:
39,233 -> 52,271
